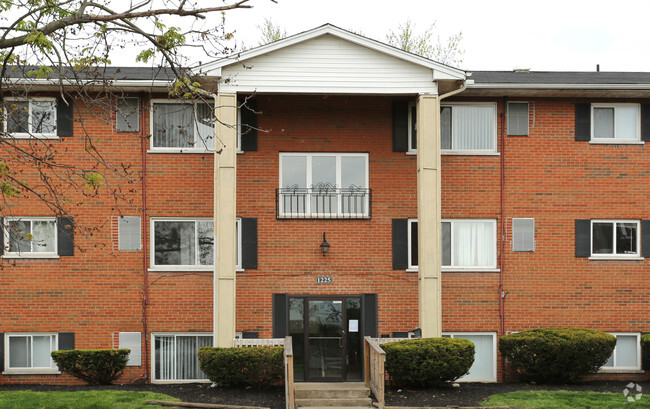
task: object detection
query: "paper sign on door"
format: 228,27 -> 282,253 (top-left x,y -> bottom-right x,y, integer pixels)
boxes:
349,320 -> 359,332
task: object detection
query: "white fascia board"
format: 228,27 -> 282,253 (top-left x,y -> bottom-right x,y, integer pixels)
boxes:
199,24 -> 466,81
468,82 -> 650,90
5,78 -> 172,88
217,85 -> 438,94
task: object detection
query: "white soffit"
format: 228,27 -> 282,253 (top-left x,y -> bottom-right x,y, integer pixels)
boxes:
200,24 -> 466,94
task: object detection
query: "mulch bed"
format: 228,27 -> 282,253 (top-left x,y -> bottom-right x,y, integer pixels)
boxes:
0,380 -> 646,408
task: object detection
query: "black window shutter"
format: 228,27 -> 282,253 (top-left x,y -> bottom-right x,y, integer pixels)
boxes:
0,217 -> 4,254
575,103 -> 591,141
641,105 -> 650,142
272,294 -> 288,338
241,217 -> 258,269
0,333 -> 4,371
392,219 -> 408,269
392,101 -> 408,152
575,219 -> 591,257
240,99 -> 257,151
57,217 -> 74,256
641,220 -> 650,259
362,293 -> 378,338
56,98 -> 74,137
58,332 -> 75,350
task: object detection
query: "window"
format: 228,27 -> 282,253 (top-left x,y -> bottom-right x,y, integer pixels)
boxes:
407,219 -> 497,270
512,218 -> 535,252
4,98 -> 57,138
119,332 -> 142,366
3,217 -> 57,257
5,333 -> 58,372
507,102 -> 529,136
408,102 -> 417,153
442,333 -> 496,382
601,333 -> 640,371
151,218 -> 242,270
441,103 -> 497,153
278,153 -> 370,218
591,220 -> 639,258
118,216 -> 141,251
116,97 -> 140,133
592,104 -> 639,142
151,101 -> 213,151
152,333 -> 212,382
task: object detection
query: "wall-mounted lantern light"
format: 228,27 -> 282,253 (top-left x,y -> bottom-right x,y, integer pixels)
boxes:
320,232 -> 330,256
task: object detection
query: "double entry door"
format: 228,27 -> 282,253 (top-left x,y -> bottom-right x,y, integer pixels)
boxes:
289,296 -> 362,381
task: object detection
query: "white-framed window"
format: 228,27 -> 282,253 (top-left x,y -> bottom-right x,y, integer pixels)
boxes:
3,217 -> 57,258
150,218 -> 241,271
152,333 -> 213,382
512,218 -> 535,252
441,103 -> 497,154
591,220 -> 640,259
507,102 -> 529,136
601,333 -> 641,371
4,333 -> 58,373
591,103 -> 640,143
3,98 -> 57,139
442,332 -> 497,382
407,219 -> 497,271
150,100 -> 213,152
116,97 -> 140,133
408,101 -> 417,153
278,153 -> 370,218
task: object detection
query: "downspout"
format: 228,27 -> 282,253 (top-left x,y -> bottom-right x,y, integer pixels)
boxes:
141,93 -> 150,383
438,80 -> 467,101
499,98 -> 507,382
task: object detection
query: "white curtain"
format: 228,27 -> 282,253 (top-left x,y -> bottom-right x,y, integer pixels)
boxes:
153,104 -> 194,148
9,336 -> 29,368
176,336 -> 212,380
156,336 -> 174,380
615,106 -> 637,140
452,105 -> 495,151
453,221 -> 495,267
456,335 -> 494,381
615,336 -> 638,367
32,221 -> 55,253
32,336 -> 52,368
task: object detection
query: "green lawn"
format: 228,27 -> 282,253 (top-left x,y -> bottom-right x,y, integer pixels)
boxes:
0,390 -> 179,409
482,390 -> 650,409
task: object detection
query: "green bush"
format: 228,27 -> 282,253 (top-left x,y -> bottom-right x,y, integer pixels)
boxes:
197,346 -> 283,388
383,338 -> 475,387
51,349 -> 130,385
642,334 -> 650,370
499,328 -> 616,384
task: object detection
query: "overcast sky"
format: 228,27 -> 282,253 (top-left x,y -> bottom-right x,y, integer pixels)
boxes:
218,0 -> 650,72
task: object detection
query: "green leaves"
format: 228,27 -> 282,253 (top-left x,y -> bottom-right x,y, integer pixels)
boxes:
51,349 -> 130,385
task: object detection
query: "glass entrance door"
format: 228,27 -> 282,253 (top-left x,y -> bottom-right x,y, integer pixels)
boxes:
289,296 -> 362,382
307,299 -> 345,380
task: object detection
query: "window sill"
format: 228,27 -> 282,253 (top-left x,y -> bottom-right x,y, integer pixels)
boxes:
2,254 -> 60,259
147,149 -> 213,154
441,151 -> 500,156
598,368 -> 644,373
588,256 -> 644,261
589,140 -> 644,145
148,267 -> 214,272
151,379 -> 211,384
405,267 -> 501,273
2,369 -> 61,375
406,151 -> 417,156
3,134 -> 59,140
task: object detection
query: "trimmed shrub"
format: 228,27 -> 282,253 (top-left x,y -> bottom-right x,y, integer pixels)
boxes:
383,337 -> 475,388
642,334 -> 650,370
197,346 -> 283,388
51,349 -> 129,385
499,328 -> 616,383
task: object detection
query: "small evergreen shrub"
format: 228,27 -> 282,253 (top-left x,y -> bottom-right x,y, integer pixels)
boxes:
499,328 -> 616,383
51,349 -> 130,385
383,338 -> 475,387
642,334 -> 650,370
197,346 -> 283,388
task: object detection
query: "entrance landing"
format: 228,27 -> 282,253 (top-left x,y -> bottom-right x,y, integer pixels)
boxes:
294,382 -> 373,408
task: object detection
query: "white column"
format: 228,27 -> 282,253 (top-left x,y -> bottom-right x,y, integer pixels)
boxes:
214,93 -> 238,347
416,93 -> 442,338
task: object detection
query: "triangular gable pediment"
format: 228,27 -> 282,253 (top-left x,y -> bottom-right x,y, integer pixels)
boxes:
199,24 -> 465,94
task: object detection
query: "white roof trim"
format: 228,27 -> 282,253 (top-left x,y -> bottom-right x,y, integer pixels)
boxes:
5,78 -> 172,87
198,24 -> 466,81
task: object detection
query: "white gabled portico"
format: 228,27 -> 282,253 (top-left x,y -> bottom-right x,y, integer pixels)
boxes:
201,24 -> 467,346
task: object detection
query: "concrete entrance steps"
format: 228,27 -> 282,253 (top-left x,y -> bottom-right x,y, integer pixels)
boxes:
294,382 -> 374,408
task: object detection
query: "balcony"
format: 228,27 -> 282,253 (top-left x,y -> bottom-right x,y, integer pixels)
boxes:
276,184 -> 371,219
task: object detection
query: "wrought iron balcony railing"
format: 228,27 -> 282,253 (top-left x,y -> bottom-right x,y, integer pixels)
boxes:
276,184 -> 372,219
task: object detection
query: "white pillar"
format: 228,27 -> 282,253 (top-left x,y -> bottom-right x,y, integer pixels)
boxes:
416,94 -> 442,338
214,93 -> 238,347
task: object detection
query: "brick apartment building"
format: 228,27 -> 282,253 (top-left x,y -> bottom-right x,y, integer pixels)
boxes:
1,25 -> 648,384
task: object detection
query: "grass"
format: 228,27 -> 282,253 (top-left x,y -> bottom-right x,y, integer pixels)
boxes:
482,390 -> 650,409
0,390 -> 179,409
